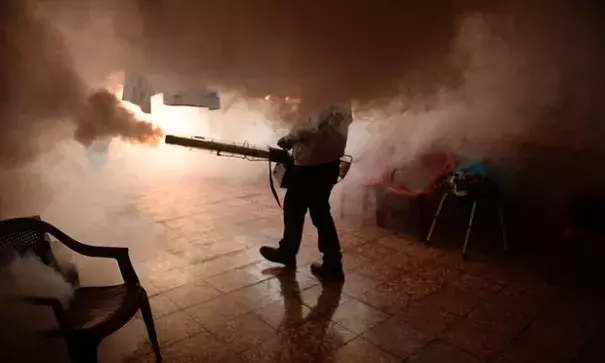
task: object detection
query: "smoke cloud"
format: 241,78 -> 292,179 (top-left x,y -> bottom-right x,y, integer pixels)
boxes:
0,0 -> 604,361
2,0 -> 604,171
0,0 -> 162,170
0,253 -> 75,363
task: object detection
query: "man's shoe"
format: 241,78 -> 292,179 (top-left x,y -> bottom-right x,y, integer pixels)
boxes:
259,246 -> 296,269
310,262 -> 345,282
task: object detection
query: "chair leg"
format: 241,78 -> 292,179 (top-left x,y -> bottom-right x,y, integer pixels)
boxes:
425,193 -> 448,245
140,292 -> 163,362
462,200 -> 477,259
498,205 -> 508,252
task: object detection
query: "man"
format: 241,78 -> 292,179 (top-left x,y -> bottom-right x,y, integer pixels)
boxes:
260,100 -> 352,282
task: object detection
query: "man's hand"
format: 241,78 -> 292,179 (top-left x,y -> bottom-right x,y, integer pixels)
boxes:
277,136 -> 293,150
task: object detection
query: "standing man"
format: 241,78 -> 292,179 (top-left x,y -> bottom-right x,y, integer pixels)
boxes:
260,99 -> 352,282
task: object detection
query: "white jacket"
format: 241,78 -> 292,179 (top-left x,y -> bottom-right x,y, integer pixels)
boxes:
286,103 -> 352,166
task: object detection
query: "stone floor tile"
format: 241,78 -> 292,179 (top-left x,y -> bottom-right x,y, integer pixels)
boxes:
227,282 -> 283,312
259,225 -> 283,240
441,318 -> 519,359
254,299 -> 312,330
260,271 -> 320,295
136,252 -> 190,277
331,298 -> 389,335
348,225 -> 393,242
250,207 -> 282,218
338,233 -> 368,250
341,250 -> 372,270
134,330 -> 231,363
350,242 -> 397,262
240,334 -> 332,363
140,278 -> 161,297
205,267 -> 264,293
241,317 -> 357,363
153,311 -> 205,347
296,247 -> 323,266
163,217 -> 190,230
468,301 -> 533,335
219,355 -> 247,363
332,337 -> 400,363
163,282 -> 222,309
492,322 -> 582,363
382,250 -> 424,271
204,313 -> 275,354
46,178 -> 603,363
402,242 -> 447,263
397,289 -> 478,337
204,239 -> 248,257
184,293 -> 253,325
381,268 -> 451,305
340,272 -> 376,299
287,319 -> 358,351
231,232 -> 274,248
164,236 -> 195,256
299,284 -> 351,311
343,253 -> 403,283
448,270 -> 507,300
240,260 -> 287,281
186,255 -> 247,279
147,268 -> 193,292
407,339 -> 481,363
362,316 -> 429,359
359,283 -> 411,314
148,294 -> 180,318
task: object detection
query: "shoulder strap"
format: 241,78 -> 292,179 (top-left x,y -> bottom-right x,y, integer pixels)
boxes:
269,160 -> 283,209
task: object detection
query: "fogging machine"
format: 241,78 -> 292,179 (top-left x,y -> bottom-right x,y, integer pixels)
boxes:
164,135 -> 352,206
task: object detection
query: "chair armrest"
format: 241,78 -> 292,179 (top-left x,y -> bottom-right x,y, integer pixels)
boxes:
40,221 -> 140,286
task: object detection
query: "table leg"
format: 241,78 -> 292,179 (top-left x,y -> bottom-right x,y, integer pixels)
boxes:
425,193 -> 448,245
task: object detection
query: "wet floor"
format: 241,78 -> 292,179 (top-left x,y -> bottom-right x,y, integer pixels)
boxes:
54,174 -> 604,363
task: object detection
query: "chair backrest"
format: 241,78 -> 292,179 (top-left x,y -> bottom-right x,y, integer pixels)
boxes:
0,216 -> 52,267
390,152 -> 457,193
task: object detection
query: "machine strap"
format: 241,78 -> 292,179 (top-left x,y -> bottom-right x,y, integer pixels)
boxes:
269,160 -> 283,209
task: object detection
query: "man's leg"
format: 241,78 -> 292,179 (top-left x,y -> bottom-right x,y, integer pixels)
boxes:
278,184 -> 308,256
260,171 -> 308,268
309,189 -> 342,264
308,162 -> 344,281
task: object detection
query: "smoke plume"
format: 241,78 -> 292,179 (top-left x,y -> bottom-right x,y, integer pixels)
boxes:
0,253 -> 75,363
0,1 -> 604,361
0,0 -> 162,170
3,0 -> 604,171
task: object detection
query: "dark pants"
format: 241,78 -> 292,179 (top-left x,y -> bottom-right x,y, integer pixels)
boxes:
278,160 -> 342,266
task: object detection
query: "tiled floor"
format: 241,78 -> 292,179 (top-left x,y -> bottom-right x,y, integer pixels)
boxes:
65,176 -> 604,363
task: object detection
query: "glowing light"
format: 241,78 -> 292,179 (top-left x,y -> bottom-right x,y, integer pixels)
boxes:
264,95 -> 271,101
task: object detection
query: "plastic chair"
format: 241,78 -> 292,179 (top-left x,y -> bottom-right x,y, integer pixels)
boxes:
363,153 -> 457,238
0,217 -> 162,363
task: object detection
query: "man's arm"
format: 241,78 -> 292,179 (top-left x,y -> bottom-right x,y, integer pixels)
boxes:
285,124 -> 319,143
278,125 -> 318,149
278,103 -> 351,149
